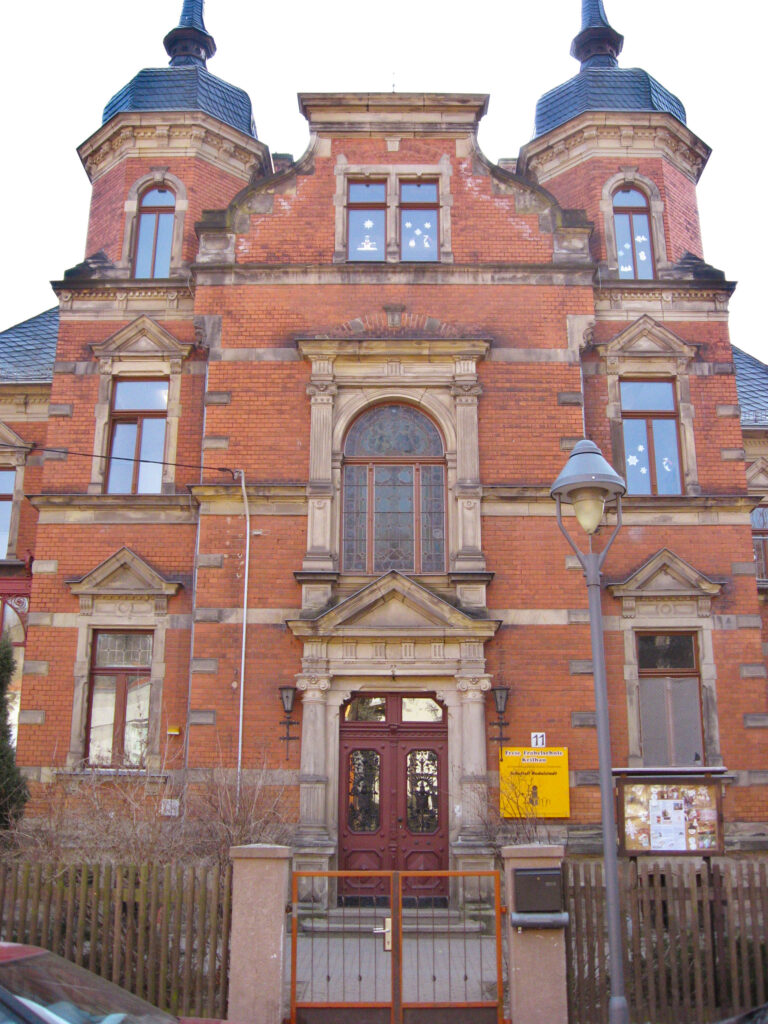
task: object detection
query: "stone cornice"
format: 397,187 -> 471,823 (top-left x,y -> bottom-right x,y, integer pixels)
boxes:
52,283 -> 195,321
77,111 -> 270,184
297,93 -> 490,136
517,111 -> 711,185
192,261 -> 597,288
298,338 -> 491,362
481,488 -> 753,513
0,385 -> 50,421
27,493 -> 199,525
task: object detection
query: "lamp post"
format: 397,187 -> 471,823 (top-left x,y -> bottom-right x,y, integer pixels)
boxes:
550,439 -> 629,1024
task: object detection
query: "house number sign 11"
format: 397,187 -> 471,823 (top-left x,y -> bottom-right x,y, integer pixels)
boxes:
531,732 -> 546,747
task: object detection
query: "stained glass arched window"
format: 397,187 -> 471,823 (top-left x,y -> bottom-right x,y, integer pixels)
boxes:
342,405 -> 446,573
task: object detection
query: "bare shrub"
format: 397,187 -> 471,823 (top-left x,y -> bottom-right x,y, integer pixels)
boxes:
4,758 -> 292,865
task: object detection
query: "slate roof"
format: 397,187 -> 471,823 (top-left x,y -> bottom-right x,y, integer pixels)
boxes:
103,66 -> 256,138
534,0 -> 685,137
535,66 -> 686,137
733,346 -> 768,426
0,308 -> 58,383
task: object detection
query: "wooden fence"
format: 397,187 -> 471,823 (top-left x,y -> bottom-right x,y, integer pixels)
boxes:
0,860 -> 232,1019
564,858 -> 768,1024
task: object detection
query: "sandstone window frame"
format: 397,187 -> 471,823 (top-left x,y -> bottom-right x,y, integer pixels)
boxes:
608,549 -> 723,771
88,317 -> 191,496
335,159 -> 453,264
120,171 -> 188,278
0,424 -> 28,560
66,548 -> 180,773
602,316 -> 700,496
298,337 -> 489,613
600,171 -> 670,280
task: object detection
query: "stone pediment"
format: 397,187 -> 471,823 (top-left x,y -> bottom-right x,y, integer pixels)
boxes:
608,548 -> 721,618
287,572 -> 499,640
746,458 -> 768,493
601,315 -> 697,369
90,315 -> 191,363
0,423 -> 28,466
68,548 -> 180,613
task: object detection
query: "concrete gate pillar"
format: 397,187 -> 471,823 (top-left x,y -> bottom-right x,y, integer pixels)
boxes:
229,844 -> 292,1024
501,844 -> 569,1024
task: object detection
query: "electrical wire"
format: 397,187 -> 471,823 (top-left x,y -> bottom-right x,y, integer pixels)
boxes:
0,441 -> 236,477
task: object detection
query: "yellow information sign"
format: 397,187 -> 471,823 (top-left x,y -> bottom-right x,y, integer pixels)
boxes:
499,747 -> 570,819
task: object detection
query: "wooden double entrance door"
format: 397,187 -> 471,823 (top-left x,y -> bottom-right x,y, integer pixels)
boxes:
339,693 -> 448,897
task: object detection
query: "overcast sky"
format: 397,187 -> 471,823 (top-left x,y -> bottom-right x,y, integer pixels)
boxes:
2,1 -> 764,361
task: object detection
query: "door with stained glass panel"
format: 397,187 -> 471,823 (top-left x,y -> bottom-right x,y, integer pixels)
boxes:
339,694 -> 448,898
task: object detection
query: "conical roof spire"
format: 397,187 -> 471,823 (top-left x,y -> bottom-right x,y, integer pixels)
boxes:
570,0 -> 624,68
163,0 -> 216,67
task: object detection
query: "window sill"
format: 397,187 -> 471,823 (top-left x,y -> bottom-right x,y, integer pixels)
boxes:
612,766 -> 727,778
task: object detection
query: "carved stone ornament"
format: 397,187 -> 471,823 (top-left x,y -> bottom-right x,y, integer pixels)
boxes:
67,547 -> 181,616
296,674 -> 331,693
608,548 -> 721,619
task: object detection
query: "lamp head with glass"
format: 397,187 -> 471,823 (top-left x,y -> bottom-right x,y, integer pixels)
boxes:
550,440 -> 626,535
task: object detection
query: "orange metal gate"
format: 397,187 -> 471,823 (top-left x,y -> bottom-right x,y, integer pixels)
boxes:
289,870 -> 505,1024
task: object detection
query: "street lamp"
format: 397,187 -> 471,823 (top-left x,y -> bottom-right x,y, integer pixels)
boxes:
550,439 -> 629,1024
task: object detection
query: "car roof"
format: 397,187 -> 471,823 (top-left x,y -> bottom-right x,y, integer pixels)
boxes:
0,944 -> 47,964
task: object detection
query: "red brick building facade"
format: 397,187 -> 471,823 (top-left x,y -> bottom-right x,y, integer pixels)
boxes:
2,0 -> 767,863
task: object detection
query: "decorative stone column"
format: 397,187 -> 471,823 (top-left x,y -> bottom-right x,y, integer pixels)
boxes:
294,674 -> 335,874
452,673 -> 495,873
452,375 -> 486,573
303,374 -> 337,576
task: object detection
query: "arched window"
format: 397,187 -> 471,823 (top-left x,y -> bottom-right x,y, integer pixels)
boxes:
134,187 -> 176,278
342,404 -> 446,574
613,188 -> 654,280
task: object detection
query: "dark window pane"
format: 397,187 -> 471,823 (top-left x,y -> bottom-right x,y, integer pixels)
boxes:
638,633 -> 696,671
406,749 -> 439,833
348,208 -> 385,261
345,696 -> 387,722
402,697 -> 442,722
153,213 -> 174,277
349,182 -> 386,203
137,418 -> 166,493
141,188 -> 175,208
347,749 -> 380,832
135,213 -> 156,278
613,188 -> 648,209
652,418 -> 682,494
622,419 -> 651,494
401,209 -> 437,261
620,380 -> 675,412
401,183 -> 438,203
615,212 -> 634,278
420,464 -> 445,571
114,380 -> 168,411
342,464 -> 368,571
345,405 -> 443,457
669,677 -> 704,766
0,502 -> 11,559
639,677 -> 670,767
106,422 -> 137,493
373,465 -> 413,572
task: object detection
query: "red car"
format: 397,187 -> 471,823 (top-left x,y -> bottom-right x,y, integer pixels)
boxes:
0,944 -> 183,1024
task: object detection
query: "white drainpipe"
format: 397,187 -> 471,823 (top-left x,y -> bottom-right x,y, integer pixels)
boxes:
235,469 -> 250,811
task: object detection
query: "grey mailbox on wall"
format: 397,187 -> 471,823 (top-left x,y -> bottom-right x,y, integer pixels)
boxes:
513,867 -> 563,914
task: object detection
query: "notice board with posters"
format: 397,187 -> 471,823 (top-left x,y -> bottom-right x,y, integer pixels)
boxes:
618,777 -> 723,855
499,747 -> 570,818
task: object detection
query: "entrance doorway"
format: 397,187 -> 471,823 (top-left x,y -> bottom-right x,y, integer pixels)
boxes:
339,693 -> 448,898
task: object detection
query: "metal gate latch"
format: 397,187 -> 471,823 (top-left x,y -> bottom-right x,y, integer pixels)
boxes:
373,916 -> 392,951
